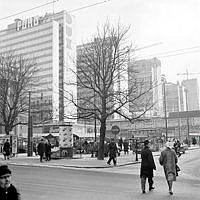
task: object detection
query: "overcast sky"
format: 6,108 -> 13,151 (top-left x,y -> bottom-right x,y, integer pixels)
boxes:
1,0 -> 200,84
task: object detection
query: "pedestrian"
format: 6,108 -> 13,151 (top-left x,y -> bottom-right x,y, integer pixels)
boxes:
0,165 -> 21,200
159,141 -> 178,195
45,139 -> 52,161
140,140 -> 156,194
3,139 -> 11,160
174,140 -> 181,157
37,138 -> 45,162
107,138 -> 118,166
118,137 -> 123,151
123,140 -> 129,155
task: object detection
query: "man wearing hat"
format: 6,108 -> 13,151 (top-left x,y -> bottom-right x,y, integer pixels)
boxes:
0,165 -> 21,200
159,141 -> 178,195
140,140 -> 156,194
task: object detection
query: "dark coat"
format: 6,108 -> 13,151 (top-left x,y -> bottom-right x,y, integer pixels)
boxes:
0,184 -> 21,200
37,141 -> 45,156
123,141 -> 129,152
3,141 -> 10,156
108,142 -> 118,158
140,146 -> 156,178
45,143 -> 51,154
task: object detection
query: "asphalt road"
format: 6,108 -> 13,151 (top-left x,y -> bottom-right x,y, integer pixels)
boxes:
8,148 -> 200,200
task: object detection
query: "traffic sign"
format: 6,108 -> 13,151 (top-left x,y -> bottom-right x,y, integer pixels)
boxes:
111,125 -> 120,135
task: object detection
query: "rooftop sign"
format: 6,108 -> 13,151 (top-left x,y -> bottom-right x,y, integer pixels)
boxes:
16,16 -> 40,31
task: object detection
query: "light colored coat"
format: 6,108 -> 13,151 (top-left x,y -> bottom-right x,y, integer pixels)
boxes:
159,147 -> 178,181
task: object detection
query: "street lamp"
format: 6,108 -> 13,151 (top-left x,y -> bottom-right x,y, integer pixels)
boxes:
27,91 -> 33,156
162,78 -> 168,141
185,89 -> 190,146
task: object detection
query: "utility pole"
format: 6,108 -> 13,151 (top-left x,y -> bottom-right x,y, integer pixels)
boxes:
163,79 -> 168,140
185,89 -> 190,146
177,81 -> 181,141
27,91 -> 33,156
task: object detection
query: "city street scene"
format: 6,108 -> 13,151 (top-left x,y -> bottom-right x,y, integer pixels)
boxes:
0,0 -> 200,199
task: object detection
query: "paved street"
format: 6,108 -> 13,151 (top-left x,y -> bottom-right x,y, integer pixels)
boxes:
1,146 -> 200,200
8,164 -> 200,200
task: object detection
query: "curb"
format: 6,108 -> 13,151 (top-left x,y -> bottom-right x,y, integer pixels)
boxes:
3,147 -> 199,169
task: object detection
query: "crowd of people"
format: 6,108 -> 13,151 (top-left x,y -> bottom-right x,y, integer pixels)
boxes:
0,136 -> 190,197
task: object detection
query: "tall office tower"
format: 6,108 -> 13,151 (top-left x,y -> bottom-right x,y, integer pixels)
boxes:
0,11 -> 77,123
128,58 -> 163,117
182,78 -> 200,110
165,82 -> 186,113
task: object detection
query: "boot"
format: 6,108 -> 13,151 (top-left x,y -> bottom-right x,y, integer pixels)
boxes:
141,177 -> 146,193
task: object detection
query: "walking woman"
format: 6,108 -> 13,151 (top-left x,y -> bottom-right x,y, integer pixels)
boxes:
140,140 -> 156,194
107,138 -> 118,166
159,141 -> 178,195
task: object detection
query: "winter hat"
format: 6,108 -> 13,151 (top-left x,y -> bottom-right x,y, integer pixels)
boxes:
165,141 -> 174,149
0,165 -> 11,177
144,140 -> 149,146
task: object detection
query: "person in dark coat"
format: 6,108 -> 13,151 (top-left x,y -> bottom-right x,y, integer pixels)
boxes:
3,139 -> 11,160
159,141 -> 178,195
123,140 -> 129,155
140,140 -> 156,194
107,138 -> 118,166
45,139 -> 52,161
37,139 -> 46,162
0,165 -> 21,200
118,137 -> 123,151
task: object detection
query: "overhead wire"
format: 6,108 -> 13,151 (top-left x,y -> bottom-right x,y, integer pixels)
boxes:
0,0 -> 110,33
0,0 -> 59,21
1,1 -> 200,60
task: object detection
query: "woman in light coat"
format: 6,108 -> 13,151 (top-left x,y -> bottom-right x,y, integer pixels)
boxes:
159,141 -> 178,195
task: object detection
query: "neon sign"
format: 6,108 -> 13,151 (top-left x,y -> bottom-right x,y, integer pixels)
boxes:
16,16 -> 39,31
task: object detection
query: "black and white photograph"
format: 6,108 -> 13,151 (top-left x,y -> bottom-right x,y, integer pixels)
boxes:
0,0 -> 200,199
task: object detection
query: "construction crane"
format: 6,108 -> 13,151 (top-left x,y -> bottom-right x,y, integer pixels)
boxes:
177,69 -> 200,80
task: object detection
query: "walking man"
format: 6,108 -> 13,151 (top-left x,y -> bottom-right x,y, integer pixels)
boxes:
37,139 -> 45,162
3,139 -> 11,160
107,138 -> 118,166
45,139 -> 52,161
159,141 -> 178,195
140,140 -> 156,194
0,165 -> 21,200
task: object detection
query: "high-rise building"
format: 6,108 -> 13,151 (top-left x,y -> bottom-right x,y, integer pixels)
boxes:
0,11 -> 77,123
128,58 -> 163,117
182,78 -> 200,110
165,82 -> 186,113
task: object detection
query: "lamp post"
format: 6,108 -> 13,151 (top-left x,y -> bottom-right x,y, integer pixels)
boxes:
185,89 -> 190,146
163,79 -> 168,141
27,91 -> 33,156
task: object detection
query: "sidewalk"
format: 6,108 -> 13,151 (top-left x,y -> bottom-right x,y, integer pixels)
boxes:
0,145 -> 198,169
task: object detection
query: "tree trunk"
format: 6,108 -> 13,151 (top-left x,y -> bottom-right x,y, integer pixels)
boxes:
97,119 -> 106,160
5,125 -> 11,135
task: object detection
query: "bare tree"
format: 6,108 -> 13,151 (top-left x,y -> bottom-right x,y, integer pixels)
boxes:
0,51 -> 36,135
64,21 -> 154,160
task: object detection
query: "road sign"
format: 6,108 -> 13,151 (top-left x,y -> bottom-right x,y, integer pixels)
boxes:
111,125 -> 120,135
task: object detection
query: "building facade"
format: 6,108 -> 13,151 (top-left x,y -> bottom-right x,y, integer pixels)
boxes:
128,57 -> 163,117
165,81 -> 186,114
182,78 -> 200,111
0,11 -> 77,124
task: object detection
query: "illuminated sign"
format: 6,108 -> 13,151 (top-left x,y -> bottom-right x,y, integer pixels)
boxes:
16,16 -> 39,31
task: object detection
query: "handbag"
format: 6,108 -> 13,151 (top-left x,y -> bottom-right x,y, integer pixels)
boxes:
176,164 -> 180,176
176,164 -> 180,172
